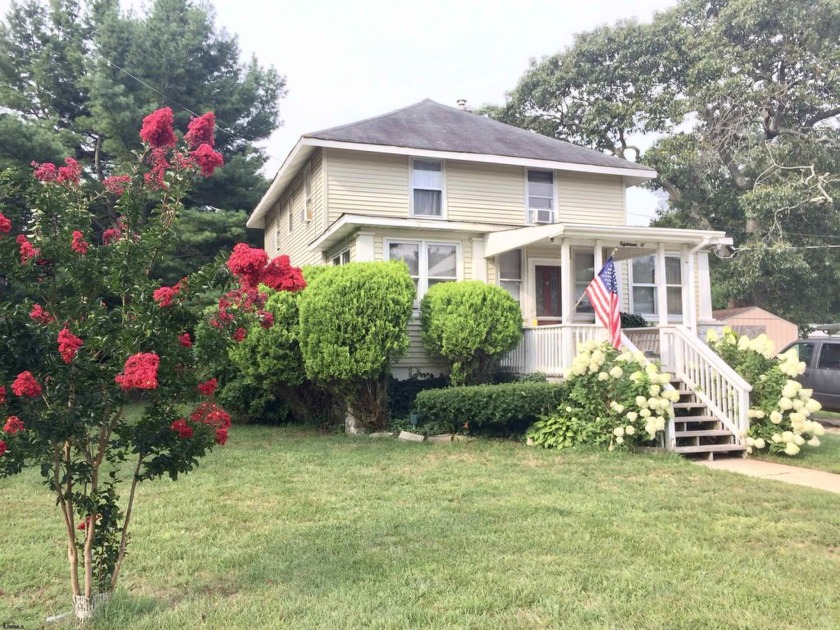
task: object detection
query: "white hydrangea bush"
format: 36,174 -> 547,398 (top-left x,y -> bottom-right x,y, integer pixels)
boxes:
527,340 -> 678,450
706,327 -> 825,456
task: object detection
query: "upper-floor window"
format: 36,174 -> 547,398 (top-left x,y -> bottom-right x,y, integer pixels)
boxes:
630,254 -> 683,317
302,164 -> 313,222
387,240 -> 458,302
411,159 -> 443,217
527,170 -> 554,224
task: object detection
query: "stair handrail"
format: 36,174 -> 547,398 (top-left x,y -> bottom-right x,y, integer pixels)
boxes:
670,325 -> 752,443
620,332 -> 677,450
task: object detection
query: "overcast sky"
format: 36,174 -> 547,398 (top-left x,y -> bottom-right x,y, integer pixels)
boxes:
3,0 -> 678,223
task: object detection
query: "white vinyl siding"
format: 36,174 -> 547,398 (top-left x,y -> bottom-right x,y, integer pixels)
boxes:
326,149 -> 409,222
556,172 -> 625,225
446,161 -> 525,225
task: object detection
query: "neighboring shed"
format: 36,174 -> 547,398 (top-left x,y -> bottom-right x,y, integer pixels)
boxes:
712,306 -> 798,354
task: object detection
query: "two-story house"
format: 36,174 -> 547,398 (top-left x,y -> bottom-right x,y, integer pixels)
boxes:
248,99 -> 732,368
247,99 -> 752,455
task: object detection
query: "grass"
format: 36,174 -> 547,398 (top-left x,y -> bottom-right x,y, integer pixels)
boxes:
753,429 -> 840,474
2,427 -> 840,629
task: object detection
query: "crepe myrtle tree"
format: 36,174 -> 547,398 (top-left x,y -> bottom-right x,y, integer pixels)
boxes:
0,108 -> 231,618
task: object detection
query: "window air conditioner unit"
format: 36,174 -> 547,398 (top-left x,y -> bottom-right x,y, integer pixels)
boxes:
534,209 -> 554,224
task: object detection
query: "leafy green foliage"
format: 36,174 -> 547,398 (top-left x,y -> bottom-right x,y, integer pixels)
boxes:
0,121 -> 231,601
706,328 -> 825,455
414,382 -> 567,436
298,261 -> 415,429
420,281 -> 522,386
226,288 -> 341,428
0,0 -> 286,280
527,342 -> 677,450
387,372 -> 449,419
620,312 -> 651,329
486,0 -> 840,326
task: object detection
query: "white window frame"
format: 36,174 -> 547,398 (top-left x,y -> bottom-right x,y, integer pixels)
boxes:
409,158 -> 446,219
384,238 -> 461,303
302,163 -> 313,223
331,248 -> 351,266
572,249 -> 596,322
286,196 -> 292,234
629,253 -> 683,320
526,169 -> 556,224
496,249 -> 523,306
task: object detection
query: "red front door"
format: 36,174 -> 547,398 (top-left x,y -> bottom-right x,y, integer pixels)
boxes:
535,265 -> 561,325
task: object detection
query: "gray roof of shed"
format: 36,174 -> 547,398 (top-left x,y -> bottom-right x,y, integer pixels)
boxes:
305,99 -> 655,172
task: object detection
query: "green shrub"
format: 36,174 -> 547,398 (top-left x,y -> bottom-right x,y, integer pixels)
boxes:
706,328 -> 825,455
216,376 -> 291,424
227,289 -> 341,428
298,261 -> 415,429
388,372 -> 449,419
494,371 -> 548,384
526,341 -> 677,450
620,312 -> 651,328
414,382 -> 567,436
420,281 -> 522,386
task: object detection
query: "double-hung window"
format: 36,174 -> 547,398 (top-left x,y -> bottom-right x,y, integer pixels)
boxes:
497,249 -> 522,303
527,170 -> 554,224
387,240 -> 458,302
411,160 -> 443,217
631,255 -> 683,317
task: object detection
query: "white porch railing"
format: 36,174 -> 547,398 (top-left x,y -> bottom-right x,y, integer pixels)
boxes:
669,325 -> 752,444
501,323 -> 753,447
499,324 -> 607,376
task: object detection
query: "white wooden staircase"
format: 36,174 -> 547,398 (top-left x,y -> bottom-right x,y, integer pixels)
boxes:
670,377 -> 746,459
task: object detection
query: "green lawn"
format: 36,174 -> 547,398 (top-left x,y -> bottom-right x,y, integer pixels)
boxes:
2,427 -> 840,629
753,429 -> 840,474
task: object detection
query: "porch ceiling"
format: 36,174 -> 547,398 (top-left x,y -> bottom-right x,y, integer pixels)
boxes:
484,223 -> 732,258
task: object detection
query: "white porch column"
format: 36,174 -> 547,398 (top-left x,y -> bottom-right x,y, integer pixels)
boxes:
472,237 -> 487,282
683,244 -> 698,333
656,242 -> 668,327
656,242 -> 672,370
561,239 -> 572,324
594,239 -> 603,272
356,232 -> 375,262
560,239 -> 573,366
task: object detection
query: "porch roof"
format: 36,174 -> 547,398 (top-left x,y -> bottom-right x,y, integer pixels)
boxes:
484,223 -> 732,258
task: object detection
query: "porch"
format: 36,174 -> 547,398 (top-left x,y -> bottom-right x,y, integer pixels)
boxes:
484,222 -> 733,332
501,323 -> 752,457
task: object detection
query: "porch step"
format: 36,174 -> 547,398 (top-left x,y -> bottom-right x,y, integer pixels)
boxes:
674,416 -> 719,423
673,402 -> 707,409
675,429 -> 733,438
674,444 -> 747,455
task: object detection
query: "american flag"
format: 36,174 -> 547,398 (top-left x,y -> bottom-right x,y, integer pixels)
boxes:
585,256 -> 621,348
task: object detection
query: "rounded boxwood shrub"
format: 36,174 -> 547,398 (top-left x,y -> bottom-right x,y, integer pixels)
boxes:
420,281 -> 522,386
298,261 -> 415,429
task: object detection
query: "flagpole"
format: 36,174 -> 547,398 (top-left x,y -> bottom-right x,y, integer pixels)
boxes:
571,248 -> 618,311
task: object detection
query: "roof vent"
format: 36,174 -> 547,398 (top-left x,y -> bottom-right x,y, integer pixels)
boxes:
456,99 -> 468,110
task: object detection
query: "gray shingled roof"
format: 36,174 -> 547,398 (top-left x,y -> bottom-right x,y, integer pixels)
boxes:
305,99 -> 654,172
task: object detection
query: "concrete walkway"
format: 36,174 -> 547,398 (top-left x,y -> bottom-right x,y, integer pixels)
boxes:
698,458 -> 840,495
